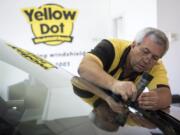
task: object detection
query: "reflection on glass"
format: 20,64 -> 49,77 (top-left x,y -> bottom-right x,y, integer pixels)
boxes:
0,42 -> 180,135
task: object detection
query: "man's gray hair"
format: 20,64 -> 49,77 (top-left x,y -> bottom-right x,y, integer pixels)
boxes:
134,27 -> 169,55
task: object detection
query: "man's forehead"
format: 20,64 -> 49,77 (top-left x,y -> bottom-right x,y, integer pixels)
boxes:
139,43 -> 165,58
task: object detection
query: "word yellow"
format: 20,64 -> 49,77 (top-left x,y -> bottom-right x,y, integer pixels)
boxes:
23,7 -> 77,22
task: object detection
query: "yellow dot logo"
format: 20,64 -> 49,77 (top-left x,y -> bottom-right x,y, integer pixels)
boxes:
22,4 -> 78,46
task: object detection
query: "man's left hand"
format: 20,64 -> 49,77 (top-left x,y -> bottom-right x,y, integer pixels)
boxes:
138,91 -> 160,110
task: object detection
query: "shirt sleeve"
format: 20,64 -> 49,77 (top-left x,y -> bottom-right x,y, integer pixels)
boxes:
89,39 -> 115,71
148,60 -> 169,90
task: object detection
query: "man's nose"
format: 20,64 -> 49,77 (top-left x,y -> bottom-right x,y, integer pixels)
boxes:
143,54 -> 152,63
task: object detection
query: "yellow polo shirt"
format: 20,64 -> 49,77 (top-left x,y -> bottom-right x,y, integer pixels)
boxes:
73,39 -> 169,107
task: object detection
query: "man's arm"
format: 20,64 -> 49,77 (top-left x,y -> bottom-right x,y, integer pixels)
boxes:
158,87 -> 172,108
78,54 -> 115,92
71,76 -> 126,113
138,60 -> 172,110
138,87 -> 172,110
78,54 -> 137,101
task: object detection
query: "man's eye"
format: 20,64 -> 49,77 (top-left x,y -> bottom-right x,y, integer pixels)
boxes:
142,49 -> 149,54
152,56 -> 159,61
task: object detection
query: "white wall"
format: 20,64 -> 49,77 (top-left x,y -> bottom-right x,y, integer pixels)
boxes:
157,0 -> 180,94
0,0 -> 111,75
110,0 -> 157,40
0,0 -> 111,90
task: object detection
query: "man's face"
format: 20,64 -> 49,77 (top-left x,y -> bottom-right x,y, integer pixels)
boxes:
130,37 -> 165,72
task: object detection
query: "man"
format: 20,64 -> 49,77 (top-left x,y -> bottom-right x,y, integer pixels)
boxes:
76,27 -> 171,113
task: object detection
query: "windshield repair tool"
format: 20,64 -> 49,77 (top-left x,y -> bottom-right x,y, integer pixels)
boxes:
71,73 -> 180,134
109,72 -> 153,127
71,72 -> 153,131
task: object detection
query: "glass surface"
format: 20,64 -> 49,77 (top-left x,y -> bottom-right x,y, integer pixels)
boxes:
0,61 -> 162,135
0,42 -> 179,135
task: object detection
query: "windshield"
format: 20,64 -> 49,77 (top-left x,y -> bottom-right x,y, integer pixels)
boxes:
0,41 -> 179,135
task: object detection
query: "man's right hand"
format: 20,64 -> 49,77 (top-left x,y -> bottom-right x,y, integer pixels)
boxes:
105,96 -> 125,113
111,80 -> 137,101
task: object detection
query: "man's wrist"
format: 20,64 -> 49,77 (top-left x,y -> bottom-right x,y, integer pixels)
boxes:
108,79 -> 118,93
